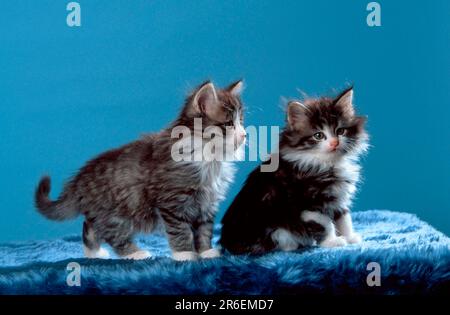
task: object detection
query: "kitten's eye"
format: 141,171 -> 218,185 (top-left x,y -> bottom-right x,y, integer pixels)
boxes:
313,132 -> 325,140
336,128 -> 347,136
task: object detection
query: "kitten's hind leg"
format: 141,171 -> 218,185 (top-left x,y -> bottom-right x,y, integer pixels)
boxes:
271,228 -> 300,251
82,220 -> 110,259
107,237 -> 151,260
301,211 -> 347,248
100,217 -> 151,260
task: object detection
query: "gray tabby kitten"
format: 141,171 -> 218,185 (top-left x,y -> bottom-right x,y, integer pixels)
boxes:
35,80 -> 246,261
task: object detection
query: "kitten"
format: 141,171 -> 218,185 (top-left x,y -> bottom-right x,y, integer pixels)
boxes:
220,87 -> 368,254
35,80 -> 246,261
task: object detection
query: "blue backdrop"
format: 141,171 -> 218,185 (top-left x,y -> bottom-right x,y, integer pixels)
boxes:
1,0 -> 449,241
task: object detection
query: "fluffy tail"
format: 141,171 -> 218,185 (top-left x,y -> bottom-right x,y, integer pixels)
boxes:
35,176 -> 79,221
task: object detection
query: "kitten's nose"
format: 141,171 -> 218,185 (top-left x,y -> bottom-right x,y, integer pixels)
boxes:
240,129 -> 247,139
238,129 -> 247,142
329,138 -> 339,150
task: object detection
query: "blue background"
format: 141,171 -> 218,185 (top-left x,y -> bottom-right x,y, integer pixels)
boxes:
1,0 -> 449,241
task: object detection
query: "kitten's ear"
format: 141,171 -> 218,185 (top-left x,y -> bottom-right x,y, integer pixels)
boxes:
287,101 -> 309,130
226,80 -> 244,96
335,87 -> 355,117
192,81 -> 220,118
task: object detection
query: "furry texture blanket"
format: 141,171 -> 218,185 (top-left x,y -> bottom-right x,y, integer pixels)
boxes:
0,210 -> 449,295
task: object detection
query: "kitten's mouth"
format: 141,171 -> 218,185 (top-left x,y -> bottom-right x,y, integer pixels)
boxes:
328,148 -> 345,156
329,148 -> 338,153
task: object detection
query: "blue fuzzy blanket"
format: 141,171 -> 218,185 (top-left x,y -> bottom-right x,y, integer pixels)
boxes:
0,210 -> 449,294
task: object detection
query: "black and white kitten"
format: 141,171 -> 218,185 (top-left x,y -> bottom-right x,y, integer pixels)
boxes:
220,87 -> 368,254
35,80 -> 246,261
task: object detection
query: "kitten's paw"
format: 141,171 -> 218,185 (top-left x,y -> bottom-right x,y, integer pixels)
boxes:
84,246 -> 111,259
272,228 -> 300,251
345,233 -> 363,244
320,236 -> 348,248
124,250 -> 152,260
96,247 -> 111,259
200,248 -> 221,259
172,251 -> 198,261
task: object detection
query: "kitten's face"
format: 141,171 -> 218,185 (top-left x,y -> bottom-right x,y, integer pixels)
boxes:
178,80 -> 246,160
281,88 -> 368,166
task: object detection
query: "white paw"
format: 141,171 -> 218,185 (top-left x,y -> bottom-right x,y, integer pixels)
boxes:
320,236 -> 348,248
345,233 -> 363,244
84,246 -> 110,259
200,248 -> 221,259
172,251 -> 198,261
272,228 -> 300,251
124,250 -> 152,260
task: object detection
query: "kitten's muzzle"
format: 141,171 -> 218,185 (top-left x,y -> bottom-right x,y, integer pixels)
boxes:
328,138 -> 339,151
235,129 -> 247,147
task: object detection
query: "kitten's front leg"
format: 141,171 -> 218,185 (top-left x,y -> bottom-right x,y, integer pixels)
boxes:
301,210 -> 347,248
160,210 -> 198,261
195,221 -> 221,259
335,210 -> 362,244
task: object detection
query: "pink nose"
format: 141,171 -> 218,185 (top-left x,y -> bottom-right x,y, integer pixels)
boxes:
329,138 -> 339,150
237,130 -> 247,144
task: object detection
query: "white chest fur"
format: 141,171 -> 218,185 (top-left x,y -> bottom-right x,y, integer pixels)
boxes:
325,158 -> 361,210
197,161 -> 236,203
